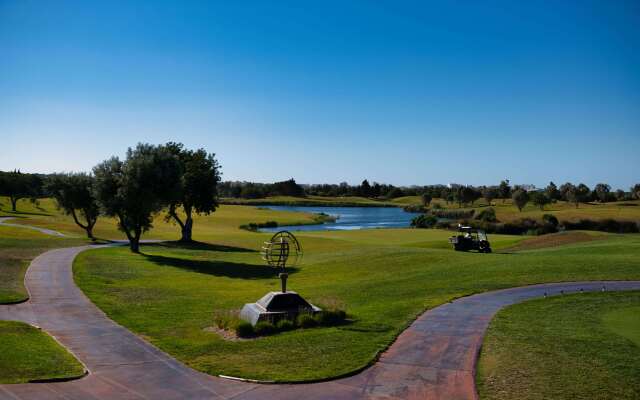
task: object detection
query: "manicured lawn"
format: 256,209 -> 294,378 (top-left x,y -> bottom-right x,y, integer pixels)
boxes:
0,321 -> 85,383
477,291 -> 640,400
74,223 -> 640,381
0,226 -> 86,303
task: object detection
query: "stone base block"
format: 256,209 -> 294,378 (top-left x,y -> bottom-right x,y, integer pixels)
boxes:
240,291 -> 321,326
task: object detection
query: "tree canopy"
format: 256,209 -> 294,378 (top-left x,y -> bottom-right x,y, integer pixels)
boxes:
512,188 -> 529,211
93,144 -> 181,252
162,142 -> 221,242
46,173 -> 99,239
0,170 -> 43,212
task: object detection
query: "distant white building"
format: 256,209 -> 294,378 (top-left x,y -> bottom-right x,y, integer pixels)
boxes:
517,184 -> 537,192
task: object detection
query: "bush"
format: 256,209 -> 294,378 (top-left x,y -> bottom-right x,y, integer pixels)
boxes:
403,204 -> 427,213
430,209 -> 475,219
254,321 -> 276,335
275,319 -> 295,331
542,214 -> 559,227
475,207 -> 497,222
212,309 -> 241,331
411,214 -> 438,228
315,310 -> 347,326
235,321 -> 255,338
239,220 -> 279,231
297,313 -> 318,328
562,219 -> 639,233
468,217 -> 558,235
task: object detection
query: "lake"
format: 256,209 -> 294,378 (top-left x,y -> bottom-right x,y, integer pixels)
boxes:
260,206 -> 417,232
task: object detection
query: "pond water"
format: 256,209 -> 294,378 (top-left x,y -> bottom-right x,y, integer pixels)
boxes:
260,206 -> 417,232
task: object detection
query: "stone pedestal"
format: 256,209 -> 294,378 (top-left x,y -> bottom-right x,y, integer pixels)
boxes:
240,291 -> 321,326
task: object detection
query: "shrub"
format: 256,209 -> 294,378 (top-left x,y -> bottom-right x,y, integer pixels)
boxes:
212,309 -> 241,331
562,219 -> 639,234
542,214 -> 559,227
297,313 -> 318,328
275,319 -> 295,331
254,321 -> 276,335
239,220 -> 279,231
468,217 -> 558,235
235,321 -> 255,338
315,310 -> 347,326
403,204 -> 427,213
475,207 -> 497,222
430,209 -> 475,219
411,214 -> 437,228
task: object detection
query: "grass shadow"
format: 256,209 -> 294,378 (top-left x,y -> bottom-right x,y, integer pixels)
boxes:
0,210 -> 53,217
142,253 -> 297,279
145,240 -> 256,253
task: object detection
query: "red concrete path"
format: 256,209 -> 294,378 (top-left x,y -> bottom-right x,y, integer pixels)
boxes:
1,245 -> 639,399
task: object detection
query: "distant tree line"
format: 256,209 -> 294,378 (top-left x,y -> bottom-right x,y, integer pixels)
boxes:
217,177 -> 640,210
0,142 -> 221,253
2,166 -> 639,248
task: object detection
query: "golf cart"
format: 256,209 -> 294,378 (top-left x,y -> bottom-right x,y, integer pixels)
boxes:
448,225 -> 492,253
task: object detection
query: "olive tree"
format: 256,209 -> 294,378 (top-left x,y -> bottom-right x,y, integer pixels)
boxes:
545,181 -> 560,201
498,179 -> 511,203
420,193 -> 432,207
93,144 -> 181,252
512,188 -> 529,211
46,173 -> 99,239
632,184 -> 640,200
481,186 -> 498,205
593,183 -> 611,203
162,142 -> 221,242
531,191 -> 551,210
0,170 -> 41,212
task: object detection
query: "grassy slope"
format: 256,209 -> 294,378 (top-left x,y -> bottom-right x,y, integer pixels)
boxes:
394,196 -> 640,223
74,228 -> 640,381
0,321 -> 85,383
477,291 -> 640,400
0,226 -> 87,303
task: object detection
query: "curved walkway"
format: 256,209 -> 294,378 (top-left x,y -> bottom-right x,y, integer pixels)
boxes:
0,217 -> 67,237
0,245 -> 639,399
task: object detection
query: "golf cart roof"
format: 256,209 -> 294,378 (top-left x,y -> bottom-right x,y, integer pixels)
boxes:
457,225 -> 486,234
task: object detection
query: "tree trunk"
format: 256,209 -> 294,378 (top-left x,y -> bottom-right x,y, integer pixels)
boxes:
71,209 -> 94,240
129,237 -> 140,253
130,227 -> 142,253
10,197 -> 17,212
180,208 -> 193,242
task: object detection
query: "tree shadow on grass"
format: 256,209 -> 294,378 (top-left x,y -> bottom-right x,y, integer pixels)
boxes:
144,240 -> 257,253
142,253 -> 298,279
0,210 -> 53,217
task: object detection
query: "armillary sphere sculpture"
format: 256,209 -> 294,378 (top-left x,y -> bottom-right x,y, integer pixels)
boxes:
261,231 -> 302,292
240,230 -> 319,326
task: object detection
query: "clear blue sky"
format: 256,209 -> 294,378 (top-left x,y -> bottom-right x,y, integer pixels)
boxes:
1,1 -> 639,189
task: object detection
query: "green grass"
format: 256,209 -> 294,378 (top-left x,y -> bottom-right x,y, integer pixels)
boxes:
602,305 -> 640,347
477,291 -> 640,400
73,225 -> 640,381
4,195 -> 640,384
0,321 -> 85,383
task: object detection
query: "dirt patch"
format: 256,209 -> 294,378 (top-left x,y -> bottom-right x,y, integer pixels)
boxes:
503,231 -> 609,252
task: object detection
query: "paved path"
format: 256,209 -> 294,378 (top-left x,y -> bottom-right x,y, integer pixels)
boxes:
0,245 -> 639,399
0,217 -> 67,237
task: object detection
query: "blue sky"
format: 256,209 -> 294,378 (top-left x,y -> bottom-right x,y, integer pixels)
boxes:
1,1 -> 639,189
